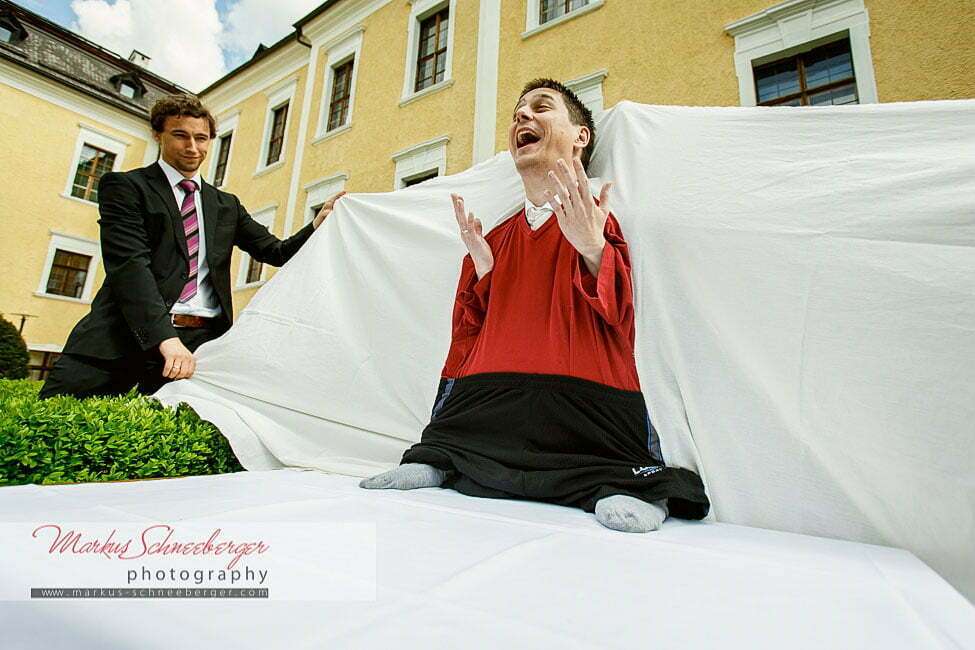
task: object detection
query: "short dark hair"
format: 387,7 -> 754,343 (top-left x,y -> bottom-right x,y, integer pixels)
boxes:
150,93 -> 216,137
518,78 -> 595,170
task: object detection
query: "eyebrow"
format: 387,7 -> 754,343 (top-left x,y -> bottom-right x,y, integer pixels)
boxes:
171,129 -> 208,137
514,92 -> 558,110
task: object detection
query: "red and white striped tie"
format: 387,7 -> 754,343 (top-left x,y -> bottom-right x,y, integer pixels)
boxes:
177,179 -> 199,303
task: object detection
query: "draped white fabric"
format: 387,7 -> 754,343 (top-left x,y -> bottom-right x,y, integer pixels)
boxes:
157,99 -> 975,601
1,471 -> 972,648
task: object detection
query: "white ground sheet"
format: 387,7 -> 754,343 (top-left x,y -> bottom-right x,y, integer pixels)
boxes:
0,470 -> 972,649
156,100 -> 975,601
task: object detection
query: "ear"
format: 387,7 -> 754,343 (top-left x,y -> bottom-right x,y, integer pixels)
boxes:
574,125 -> 591,152
151,130 -> 162,145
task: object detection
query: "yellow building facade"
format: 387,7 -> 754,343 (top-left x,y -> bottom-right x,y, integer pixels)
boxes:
2,0 -> 972,377
0,0 -> 181,377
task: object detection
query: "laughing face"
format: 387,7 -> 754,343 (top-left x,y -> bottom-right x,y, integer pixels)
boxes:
508,87 -> 590,174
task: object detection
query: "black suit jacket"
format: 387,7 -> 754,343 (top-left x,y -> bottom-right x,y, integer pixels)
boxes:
63,163 -> 316,360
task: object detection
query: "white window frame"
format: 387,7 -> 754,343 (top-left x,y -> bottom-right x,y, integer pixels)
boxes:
303,172 -> 349,226
399,0 -> 457,106
565,69 -> 608,115
62,124 -> 128,205
314,27 -> 365,142
724,0 -> 878,107
235,204 -> 277,289
209,111 -> 239,188
255,78 -> 297,176
28,343 -> 63,354
392,135 -> 449,189
34,230 -> 101,303
523,0 -> 604,39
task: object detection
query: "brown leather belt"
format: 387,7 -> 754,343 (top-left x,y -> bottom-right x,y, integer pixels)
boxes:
171,314 -> 220,329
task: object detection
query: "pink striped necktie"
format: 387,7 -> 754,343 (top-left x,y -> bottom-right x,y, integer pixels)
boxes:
177,179 -> 200,303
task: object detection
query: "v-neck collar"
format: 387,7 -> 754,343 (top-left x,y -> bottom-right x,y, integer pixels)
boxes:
518,207 -> 558,240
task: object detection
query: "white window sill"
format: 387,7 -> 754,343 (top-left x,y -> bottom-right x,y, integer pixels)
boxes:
522,0 -> 604,39
312,122 -> 352,145
59,192 -> 98,207
399,79 -> 454,107
253,160 -> 286,178
33,291 -> 91,305
234,281 -> 266,292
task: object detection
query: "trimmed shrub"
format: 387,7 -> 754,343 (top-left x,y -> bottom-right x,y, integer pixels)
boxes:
0,379 -> 243,487
0,317 -> 29,379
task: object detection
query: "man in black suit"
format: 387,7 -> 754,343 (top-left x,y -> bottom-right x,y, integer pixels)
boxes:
40,94 -> 343,399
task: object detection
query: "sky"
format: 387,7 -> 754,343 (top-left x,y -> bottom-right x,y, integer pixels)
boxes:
18,0 -> 327,91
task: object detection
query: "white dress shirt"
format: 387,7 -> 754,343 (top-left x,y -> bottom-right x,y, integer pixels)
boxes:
524,198 -> 555,230
157,159 -> 222,318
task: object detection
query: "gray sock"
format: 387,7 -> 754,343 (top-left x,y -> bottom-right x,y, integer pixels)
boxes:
594,495 -> 668,533
359,463 -> 446,490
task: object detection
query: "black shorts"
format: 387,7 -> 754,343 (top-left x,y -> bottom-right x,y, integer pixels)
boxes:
401,373 -> 709,519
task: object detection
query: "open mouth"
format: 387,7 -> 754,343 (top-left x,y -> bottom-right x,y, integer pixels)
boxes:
516,130 -> 541,149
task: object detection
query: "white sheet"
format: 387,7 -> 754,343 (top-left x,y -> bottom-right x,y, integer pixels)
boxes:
156,100 -> 975,602
0,470 -> 972,649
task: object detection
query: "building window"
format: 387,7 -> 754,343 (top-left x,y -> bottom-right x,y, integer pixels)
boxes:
28,350 -> 61,381
309,203 -> 325,224
70,144 -> 116,202
304,172 -> 348,226
315,27 -> 364,142
45,249 -> 91,298
392,135 -> 449,189
36,232 -> 100,302
755,39 -> 857,106
404,170 -> 439,187
110,72 -> 145,99
328,59 -> 355,131
266,103 -> 288,166
540,0 -> 589,24
244,257 -> 264,284
256,78 -> 295,174
236,206 -> 275,287
415,8 -> 449,92
565,69 -> 607,115
0,13 -> 26,44
213,132 -> 233,187
724,0 -> 877,107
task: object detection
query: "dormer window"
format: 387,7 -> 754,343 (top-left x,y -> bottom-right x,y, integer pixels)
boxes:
109,71 -> 145,100
119,81 -> 137,99
0,13 -> 28,44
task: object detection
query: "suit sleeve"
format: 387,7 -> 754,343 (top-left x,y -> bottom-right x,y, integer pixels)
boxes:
97,172 -> 178,351
571,214 -> 634,327
233,197 -> 316,266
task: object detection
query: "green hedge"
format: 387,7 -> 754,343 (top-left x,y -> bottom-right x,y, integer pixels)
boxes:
0,379 -> 243,487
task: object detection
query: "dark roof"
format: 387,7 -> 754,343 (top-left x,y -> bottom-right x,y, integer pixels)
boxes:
199,0 -> 346,96
0,0 -> 186,119
197,29 -> 298,96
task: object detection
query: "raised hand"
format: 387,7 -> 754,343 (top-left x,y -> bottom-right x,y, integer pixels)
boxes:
451,193 -> 493,279
545,158 -> 612,277
312,190 -> 347,229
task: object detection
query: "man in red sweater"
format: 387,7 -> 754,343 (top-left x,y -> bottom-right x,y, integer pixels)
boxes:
361,79 -> 708,531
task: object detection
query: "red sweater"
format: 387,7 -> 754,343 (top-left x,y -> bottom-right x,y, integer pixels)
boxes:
441,209 -> 641,391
